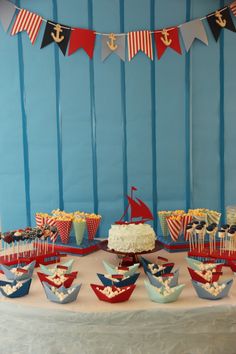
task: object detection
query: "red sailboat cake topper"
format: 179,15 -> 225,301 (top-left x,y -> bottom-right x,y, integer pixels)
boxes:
116,187 -> 154,225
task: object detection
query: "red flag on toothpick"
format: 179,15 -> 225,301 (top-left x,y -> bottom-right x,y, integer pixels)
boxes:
68,28 -> 96,58
154,27 -> 182,60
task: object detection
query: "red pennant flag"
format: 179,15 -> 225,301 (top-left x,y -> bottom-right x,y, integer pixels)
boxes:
11,9 -> 42,45
128,30 -> 153,61
68,28 -> 96,58
154,27 -> 182,60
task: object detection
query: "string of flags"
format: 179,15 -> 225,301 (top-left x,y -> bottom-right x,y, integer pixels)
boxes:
0,0 -> 236,61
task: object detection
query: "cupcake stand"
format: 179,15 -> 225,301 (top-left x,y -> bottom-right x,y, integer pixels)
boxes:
100,240 -> 162,266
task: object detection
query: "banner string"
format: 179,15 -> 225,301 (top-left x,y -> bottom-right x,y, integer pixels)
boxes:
12,3 -> 228,35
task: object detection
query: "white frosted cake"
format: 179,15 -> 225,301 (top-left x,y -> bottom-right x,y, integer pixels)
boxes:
108,223 -> 156,253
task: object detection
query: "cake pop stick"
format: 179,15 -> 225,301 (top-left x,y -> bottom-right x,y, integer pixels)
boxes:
206,225 -> 215,255
227,229 -> 234,256
218,229 -> 225,256
186,225 -> 193,252
192,221 -> 199,249
195,225 -> 203,252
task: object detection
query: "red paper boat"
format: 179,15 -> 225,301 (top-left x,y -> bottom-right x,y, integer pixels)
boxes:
90,284 -> 136,303
187,268 -> 222,284
37,271 -> 77,289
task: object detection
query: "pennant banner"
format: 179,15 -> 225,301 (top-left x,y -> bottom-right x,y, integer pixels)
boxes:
101,33 -> 126,61
128,30 -> 153,61
1,0 -> 236,62
180,19 -> 208,52
11,9 -> 42,45
41,21 -> 71,55
0,0 -> 16,32
68,28 -> 96,58
154,27 -> 182,60
207,7 -> 236,42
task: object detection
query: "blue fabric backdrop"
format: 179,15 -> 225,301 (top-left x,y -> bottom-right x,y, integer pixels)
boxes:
0,0 -> 234,235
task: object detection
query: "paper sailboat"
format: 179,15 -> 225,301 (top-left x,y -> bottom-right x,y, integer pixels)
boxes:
140,256 -> 174,276
39,259 -> 74,275
185,257 -> 222,271
187,267 -> 222,284
0,261 -> 36,281
102,261 -> 139,277
0,278 -> 32,298
192,279 -> 233,300
42,282 -> 82,304
144,280 -> 185,303
146,269 -> 179,288
97,272 -> 140,287
37,271 -> 77,288
90,284 -> 136,303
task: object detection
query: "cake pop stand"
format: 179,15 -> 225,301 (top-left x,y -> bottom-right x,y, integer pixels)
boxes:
99,240 -> 162,266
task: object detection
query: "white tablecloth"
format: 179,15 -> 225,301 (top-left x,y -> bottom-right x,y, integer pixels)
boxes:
1,249 -> 236,354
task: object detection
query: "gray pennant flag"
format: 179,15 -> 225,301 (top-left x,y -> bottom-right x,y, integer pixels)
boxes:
180,19 -> 208,52
0,0 -> 16,32
101,34 -> 126,61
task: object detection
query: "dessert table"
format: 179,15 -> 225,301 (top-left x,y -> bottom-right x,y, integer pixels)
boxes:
1,248 -> 236,354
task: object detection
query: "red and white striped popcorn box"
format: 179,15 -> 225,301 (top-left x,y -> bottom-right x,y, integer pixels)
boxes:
47,217 -> 59,242
35,214 -> 44,228
86,216 -> 101,241
56,220 -> 72,244
182,214 -> 193,240
166,217 -> 182,242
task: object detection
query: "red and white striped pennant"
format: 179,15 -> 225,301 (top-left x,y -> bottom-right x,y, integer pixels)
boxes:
128,30 -> 153,61
230,1 -> 236,16
166,217 -> 182,242
11,9 -> 42,45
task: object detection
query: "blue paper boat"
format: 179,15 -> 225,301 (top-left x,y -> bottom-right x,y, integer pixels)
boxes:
102,261 -> 139,276
186,257 -> 221,271
146,269 -> 179,288
140,256 -> 174,276
39,259 -> 74,276
42,282 -> 82,304
0,261 -> 36,281
0,278 -> 32,298
144,280 -> 185,303
191,279 -> 233,300
97,272 -> 140,287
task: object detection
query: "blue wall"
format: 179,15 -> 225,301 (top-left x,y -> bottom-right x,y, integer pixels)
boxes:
0,0 -> 234,235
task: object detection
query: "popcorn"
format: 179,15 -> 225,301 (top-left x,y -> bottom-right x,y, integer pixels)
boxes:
195,269 -> 215,281
198,263 -> 217,271
97,286 -> 129,298
155,284 -> 174,296
50,286 -> 74,301
1,282 -> 23,295
202,282 -> 226,296
153,276 -> 171,286
10,267 -> 28,276
172,210 -> 185,216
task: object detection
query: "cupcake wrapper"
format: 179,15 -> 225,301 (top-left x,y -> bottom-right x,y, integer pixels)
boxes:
158,212 -> 172,237
182,215 -> 193,240
166,218 -> 182,242
56,220 -> 72,244
86,217 -> 101,241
